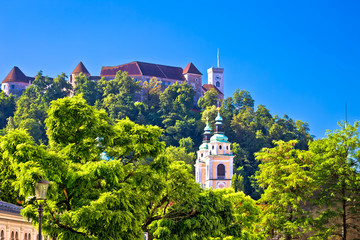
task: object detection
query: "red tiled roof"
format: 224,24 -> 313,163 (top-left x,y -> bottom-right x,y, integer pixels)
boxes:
202,84 -> 224,96
183,62 -> 202,75
101,62 -> 141,76
100,61 -> 186,81
72,61 -> 90,75
2,67 -> 31,84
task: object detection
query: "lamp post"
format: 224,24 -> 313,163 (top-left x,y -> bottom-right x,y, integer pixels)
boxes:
35,179 -> 49,240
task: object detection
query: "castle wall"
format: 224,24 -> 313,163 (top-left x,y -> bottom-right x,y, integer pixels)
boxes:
1,82 -> 29,96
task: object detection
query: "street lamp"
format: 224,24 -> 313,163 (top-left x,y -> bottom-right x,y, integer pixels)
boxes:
35,179 -> 49,240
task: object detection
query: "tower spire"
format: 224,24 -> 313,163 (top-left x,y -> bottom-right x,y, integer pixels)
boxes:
203,116 -> 212,142
214,107 -> 224,134
217,48 -> 220,68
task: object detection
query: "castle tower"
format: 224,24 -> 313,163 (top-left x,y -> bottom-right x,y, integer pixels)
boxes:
183,62 -> 202,104
1,67 -> 32,96
207,67 -> 224,94
195,109 -> 233,189
69,61 -> 91,88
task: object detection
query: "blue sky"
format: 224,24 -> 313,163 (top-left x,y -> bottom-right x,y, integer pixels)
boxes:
1,0 -> 359,138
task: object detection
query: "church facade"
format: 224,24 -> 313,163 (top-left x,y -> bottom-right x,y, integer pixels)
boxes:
195,110 -> 234,189
0,201 -> 46,240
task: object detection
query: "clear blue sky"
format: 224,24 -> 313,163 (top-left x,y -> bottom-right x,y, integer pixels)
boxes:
1,0 -> 359,138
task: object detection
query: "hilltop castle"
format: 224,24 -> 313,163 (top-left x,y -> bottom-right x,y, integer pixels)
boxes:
1,61 -> 224,103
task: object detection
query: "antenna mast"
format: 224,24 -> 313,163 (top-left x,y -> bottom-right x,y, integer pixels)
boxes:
217,48 -> 220,68
345,102 -> 348,127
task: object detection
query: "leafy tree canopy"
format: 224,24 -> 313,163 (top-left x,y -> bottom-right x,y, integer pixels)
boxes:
1,95 -> 234,240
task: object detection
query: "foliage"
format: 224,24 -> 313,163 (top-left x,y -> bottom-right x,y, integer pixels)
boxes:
74,73 -> 98,105
217,90 -> 313,198
0,91 -> 16,130
197,88 -> 219,109
96,71 -> 141,121
0,140 -> 22,203
164,146 -> 195,171
221,188 -> 264,239
159,82 -> 202,147
1,95 -> 235,239
255,140 -> 315,239
150,190 -> 234,240
143,77 -> 162,108
5,72 -> 72,143
309,122 -> 360,239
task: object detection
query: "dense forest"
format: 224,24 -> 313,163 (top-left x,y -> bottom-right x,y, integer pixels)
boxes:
1,71 -> 359,239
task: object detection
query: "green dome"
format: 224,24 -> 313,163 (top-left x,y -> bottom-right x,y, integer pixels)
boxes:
215,111 -> 223,122
210,133 -> 229,143
204,122 -> 211,132
199,143 -> 209,150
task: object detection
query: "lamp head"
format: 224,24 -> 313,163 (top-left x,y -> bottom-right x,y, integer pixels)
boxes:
35,179 -> 49,200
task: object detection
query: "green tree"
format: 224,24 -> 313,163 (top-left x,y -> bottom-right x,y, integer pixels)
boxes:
197,88 -> 219,109
310,122 -> 360,239
0,91 -> 16,129
97,71 -> 141,121
179,137 -> 195,153
6,71 -> 72,143
150,189 -> 234,240
159,83 -> 201,146
143,77 -> 162,108
233,89 -> 254,111
1,95 -> 232,240
255,140 -> 315,239
221,188 -> 264,239
0,141 -> 22,204
10,86 -> 48,143
164,146 -> 195,171
44,73 -> 72,102
74,73 -> 98,105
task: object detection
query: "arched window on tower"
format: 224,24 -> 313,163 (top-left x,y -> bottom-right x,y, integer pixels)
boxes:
15,232 -> 19,240
11,231 -> 14,240
217,164 -> 225,179
216,81 -> 220,88
1,230 -> 4,240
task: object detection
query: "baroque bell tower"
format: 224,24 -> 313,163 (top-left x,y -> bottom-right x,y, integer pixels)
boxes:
195,109 -> 234,189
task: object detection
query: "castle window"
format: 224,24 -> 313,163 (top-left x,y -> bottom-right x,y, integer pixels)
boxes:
195,78 -> 198,82
216,81 -> 220,88
15,232 -> 18,240
1,230 -> 4,240
11,85 -> 15,89
217,164 -> 225,179
226,146 -> 229,150
219,145 -> 222,150
201,153 -> 203,157
212,145 -> 214,150
24,233 -> 27,240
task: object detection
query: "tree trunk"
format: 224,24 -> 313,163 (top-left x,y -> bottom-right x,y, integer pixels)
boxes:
342,184 -> 347,240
